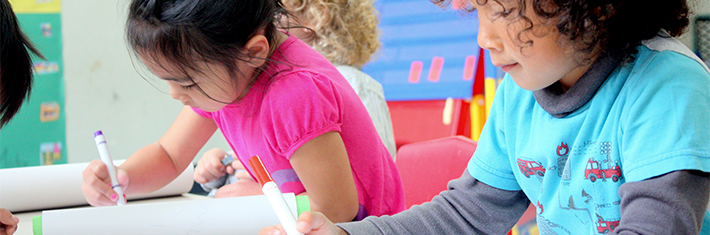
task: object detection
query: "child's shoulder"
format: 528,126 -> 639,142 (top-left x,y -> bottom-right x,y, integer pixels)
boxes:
620,35 -> 710,90
636,35 -> 710,77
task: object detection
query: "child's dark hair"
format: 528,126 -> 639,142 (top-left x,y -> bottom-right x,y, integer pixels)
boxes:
434,0 -> 690,62
0,0 -> 43,127
126,0 -> 288,100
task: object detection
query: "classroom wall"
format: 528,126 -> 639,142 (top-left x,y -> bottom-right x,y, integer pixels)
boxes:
61,0 -> 228,164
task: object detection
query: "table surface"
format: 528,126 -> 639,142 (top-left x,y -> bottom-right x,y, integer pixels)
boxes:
13,193 -> 209,235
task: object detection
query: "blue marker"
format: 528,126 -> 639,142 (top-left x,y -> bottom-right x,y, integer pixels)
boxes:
94,130 -> 126,205
221,154 -> 234,166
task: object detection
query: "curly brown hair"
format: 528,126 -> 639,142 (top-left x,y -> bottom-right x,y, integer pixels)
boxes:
284,0 -> 380,68
433,0 -> 690,62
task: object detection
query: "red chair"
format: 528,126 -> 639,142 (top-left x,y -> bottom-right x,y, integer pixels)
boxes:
387,99 -> 471,149
396,135 -> 537,234
395,135 -> 477,208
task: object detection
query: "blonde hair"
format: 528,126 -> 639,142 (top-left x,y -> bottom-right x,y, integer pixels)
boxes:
286,0 -> 380,68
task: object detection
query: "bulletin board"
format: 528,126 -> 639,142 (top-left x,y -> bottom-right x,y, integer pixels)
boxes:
0,0 -> 66,168
363,0 -> 481,101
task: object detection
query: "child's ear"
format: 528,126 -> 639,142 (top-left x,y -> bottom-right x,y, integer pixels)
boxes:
244,35 -> 270,68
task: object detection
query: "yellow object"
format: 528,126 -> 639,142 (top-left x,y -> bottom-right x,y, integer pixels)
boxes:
484,77 -> 497,119
510,225 -> 519,235
8,0 -> 60,13
442,97 -> 454,125
470,94 -> 486,141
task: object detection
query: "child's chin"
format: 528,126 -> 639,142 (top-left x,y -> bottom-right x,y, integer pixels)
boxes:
197,106 -> 224,112
511,78 -> 550,91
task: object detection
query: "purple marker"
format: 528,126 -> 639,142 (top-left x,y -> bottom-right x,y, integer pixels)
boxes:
94,130 -> 126,205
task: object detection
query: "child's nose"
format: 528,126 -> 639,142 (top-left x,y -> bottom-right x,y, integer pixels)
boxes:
168,85 -> 189,102
477,18 -> 503,52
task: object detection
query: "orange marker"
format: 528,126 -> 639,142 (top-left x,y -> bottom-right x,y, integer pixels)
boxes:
248,156 -> 302,235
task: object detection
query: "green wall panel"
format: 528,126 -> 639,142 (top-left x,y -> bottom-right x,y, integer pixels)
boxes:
0,13 -> 66,168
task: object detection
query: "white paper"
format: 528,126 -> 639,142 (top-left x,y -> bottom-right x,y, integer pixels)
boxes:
0,161 -> 194,212
42,193 -> 297,235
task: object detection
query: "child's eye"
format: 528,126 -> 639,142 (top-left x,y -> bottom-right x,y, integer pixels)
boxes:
181,83 -> 198,90
498,7 -> 516,17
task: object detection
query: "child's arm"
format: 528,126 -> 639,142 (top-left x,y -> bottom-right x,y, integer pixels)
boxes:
260,170 -> 529,234
289,131 -> 359,223
121,106 -> 218,194
82,107 -> 217,205
612,170 -> 710,234
337,171 -> 529,234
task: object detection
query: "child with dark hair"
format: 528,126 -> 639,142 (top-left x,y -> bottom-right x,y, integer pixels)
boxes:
0,0 -> 43,233
81,0 -> 405,223
0,0 -> 41,128
195,0 -> 399,198
261,0 -> 710,234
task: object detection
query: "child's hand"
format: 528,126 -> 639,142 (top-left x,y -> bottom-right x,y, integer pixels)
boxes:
259,211 -> 347,235
214,178 -> 263,198
0,208 -> 19,235
194,148 -> 229,184
81,160 -> 129,206
227,159 -> 248,176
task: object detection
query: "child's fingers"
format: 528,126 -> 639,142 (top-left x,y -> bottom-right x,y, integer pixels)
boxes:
81,160 -> 118,206
226,160 -> 245,175
296,211 -> 345,235
230,160 -> 246,170
117,168 -> 130,189
0,209 -> 19,231
0,208 -> 17,223
81,182 -> 114,206
258,212 -> 342,235
258,224 -> 286,235
226,165 -> 235,174
194,155 -> 226,183
234,169 -> 252,180
1,218 -> 18,235
194,162 -> 224,184
206,157 -> 226,175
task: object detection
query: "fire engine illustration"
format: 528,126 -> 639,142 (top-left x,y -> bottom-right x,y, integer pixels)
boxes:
517,158 -> 546,178
596,213 -> 620,234
584,142 -> 623,182
584,158 -> 622,182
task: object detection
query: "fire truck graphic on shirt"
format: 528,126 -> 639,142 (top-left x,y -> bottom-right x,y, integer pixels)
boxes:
584,158 -> 623,182
517,158 -> 546,178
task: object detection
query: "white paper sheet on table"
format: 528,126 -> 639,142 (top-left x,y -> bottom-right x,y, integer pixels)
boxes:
0,160 -> 194,212
41,193 -> 297,235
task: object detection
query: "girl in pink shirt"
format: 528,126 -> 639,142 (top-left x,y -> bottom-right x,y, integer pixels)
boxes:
81,0 -> 404,222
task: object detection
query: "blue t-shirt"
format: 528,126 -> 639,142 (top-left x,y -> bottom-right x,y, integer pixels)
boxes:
468,39 -> 710,234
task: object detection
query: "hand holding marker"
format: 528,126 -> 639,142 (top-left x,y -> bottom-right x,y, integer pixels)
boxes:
94,130 -> 126,205
249,155 -> 302,235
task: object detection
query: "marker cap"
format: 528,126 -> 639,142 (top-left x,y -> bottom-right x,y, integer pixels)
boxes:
94,130 -> 103,137
248,155 -> 273,187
